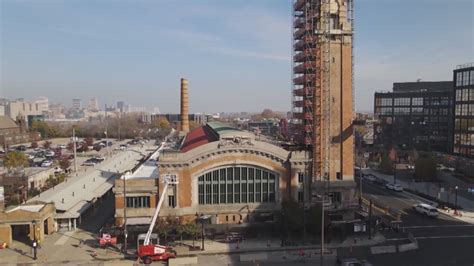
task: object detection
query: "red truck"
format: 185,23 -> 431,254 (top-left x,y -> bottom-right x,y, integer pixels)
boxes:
138,243 -> 177,264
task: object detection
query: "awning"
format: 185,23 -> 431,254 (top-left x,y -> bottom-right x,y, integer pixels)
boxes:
56,201 -> 92,219
126,217 -> 152,225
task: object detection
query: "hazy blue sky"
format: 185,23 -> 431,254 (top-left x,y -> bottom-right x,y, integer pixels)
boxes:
1,0 -> 473,113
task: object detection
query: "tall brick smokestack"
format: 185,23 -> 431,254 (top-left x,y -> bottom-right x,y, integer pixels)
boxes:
180,78 -> 189,133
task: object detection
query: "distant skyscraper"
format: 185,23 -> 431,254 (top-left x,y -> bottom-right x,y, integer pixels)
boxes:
35,96 -> 49,113
124,104 -> 131,113
88,98 -> 99,112
117,101 -> 125,113
151,107 -> 160,114
72,98 -> 82,109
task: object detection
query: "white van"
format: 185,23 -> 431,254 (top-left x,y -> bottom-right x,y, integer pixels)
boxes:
413,203 -> 438,217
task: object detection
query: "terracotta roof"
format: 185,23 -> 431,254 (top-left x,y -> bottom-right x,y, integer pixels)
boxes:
180,125 -> 218,153
0,116 -> 18,130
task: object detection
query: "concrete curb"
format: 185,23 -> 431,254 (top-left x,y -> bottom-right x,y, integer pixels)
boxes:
177,245 -> 337,257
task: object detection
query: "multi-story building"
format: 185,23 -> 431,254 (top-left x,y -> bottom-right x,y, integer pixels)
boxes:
5,100 -> 43,127
87,98 -> 99,112
114,122 -> 358,228
117,101 -> 125,113
0,116 -> 34,147
72,98 -> 82,110
291,0 -> 355,225
374,81 -> 453,153
453,63 -> 474,157
35,96 -> 49,114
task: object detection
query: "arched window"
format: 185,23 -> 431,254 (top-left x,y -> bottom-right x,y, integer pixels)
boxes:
197,166 -> 277,205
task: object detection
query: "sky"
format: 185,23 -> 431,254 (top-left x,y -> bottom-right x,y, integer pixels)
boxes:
1,0 -> 473,113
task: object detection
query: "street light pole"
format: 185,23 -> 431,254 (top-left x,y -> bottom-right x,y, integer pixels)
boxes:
455,186 -> 459,214
123,171 -> 128,256
358,138 -> 363,208
72,127 -> 77,173
32,220 -> 37,260
201,220 -> 205,251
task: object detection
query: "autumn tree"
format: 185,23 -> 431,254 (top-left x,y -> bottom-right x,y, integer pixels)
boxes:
30,141 -> 38,149
42,140 -> 52,149
31,121 -> 63,138
67,142 -> 75,152
59,156 -> 71,171
408,148 -> 419,165
189,121 -> 200,130
153,117 -> 171,130
414,154 -> 437,181
379,153 -> 394,174
261,109 -> 275,119
4,151 -> 29,170
84,137 -> 94,147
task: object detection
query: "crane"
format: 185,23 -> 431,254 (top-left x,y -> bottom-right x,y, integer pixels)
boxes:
137,174 -> 179,264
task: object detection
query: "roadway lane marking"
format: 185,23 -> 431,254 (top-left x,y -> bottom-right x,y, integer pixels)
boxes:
387,235 -> 474,241
401,224 -> 474,229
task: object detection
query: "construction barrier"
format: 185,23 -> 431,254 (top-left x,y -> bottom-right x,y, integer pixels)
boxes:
370,245 -> 397,255
398,242 -> 418,252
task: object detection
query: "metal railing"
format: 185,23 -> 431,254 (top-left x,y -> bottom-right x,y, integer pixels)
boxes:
456,62 -> 474,69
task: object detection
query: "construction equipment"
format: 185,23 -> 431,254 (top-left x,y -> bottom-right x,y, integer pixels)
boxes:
98,227 -> 118,248
99,227 -> 121,248
137,174 -> 179,263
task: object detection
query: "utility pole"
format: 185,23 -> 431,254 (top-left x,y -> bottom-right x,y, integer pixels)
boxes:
455,186 -> 459,214
73,127 -> 77,173
123,172 -> 128,256
368,200 -> 373,239
118,113 -> 122,141
320,182 -> 325,266
359,138 -> 363,208
105,104 -> 109,157
32,220 -> 37,260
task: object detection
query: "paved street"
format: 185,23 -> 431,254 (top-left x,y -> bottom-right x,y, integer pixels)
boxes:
348,177 -> 474,266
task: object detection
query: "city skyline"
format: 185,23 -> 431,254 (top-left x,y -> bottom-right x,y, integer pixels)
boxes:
1,0 -> 473,113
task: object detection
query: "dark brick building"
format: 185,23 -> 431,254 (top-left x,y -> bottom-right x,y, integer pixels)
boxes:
453,63 -> 474,157
374,81 -> 453,152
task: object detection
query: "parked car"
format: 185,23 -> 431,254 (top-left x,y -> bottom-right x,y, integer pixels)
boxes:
57,144 -> 67,149
101,140 -> 113,146
94,156 -> 106,162
83,160 -> 97,166
15,145 -> 27,151
385,183 -> 403,192
363,174 -> 377,183
41,160 -> 53,167
53,167 -> 64,175
413,203 -> 438,217
45,150 -> 55,157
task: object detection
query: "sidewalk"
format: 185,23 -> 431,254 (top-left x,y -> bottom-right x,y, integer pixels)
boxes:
174,233 -> 385,257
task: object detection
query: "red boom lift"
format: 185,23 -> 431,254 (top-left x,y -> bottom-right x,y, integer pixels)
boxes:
137,174 -> 178,264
